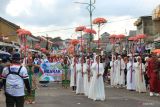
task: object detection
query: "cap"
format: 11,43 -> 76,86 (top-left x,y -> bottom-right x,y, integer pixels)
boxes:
12,53 -> 21,61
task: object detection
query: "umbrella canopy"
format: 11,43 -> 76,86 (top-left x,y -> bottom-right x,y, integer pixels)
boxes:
70,39 -> 79,45
83,28 -> 97,34
116,34 -> 125,39
93,18 -> 107,24
75,26 -> 86,32
109,34 -> 117,39
109,34 -> 117,44
24,30 -> 32,35
151,49 -> 160,54
128,36 -> 138,41
16,28 -> 25,33
17,29 -> 32,36
136,34 -> 147,39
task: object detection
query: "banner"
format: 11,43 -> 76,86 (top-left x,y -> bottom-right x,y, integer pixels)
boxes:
39,62 -> 63,81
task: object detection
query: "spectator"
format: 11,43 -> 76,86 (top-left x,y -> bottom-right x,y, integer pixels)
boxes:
147,53 -> 160,96
1,53 -> 31,107
0,58 -> 4,90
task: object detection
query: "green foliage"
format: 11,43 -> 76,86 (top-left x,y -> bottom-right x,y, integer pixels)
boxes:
155,42 -> 160,48
51,37 -> 63,42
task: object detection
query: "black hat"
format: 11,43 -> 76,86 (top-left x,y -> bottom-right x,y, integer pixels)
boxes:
12,53 -> 20,61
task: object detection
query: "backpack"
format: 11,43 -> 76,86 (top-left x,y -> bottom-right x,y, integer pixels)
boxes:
5,66 -> 23,90
6,66 -> 23,78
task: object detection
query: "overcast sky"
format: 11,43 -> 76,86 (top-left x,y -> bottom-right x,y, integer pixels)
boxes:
0,0 -> 159,39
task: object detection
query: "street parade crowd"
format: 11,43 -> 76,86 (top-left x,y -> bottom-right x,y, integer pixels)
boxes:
0,50 -> 160,107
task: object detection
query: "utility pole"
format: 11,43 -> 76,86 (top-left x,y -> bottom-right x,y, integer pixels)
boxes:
74,0 -> 96,33
74,0 -> 96,53
46,34 -> 49,50
74,0 -> 96,81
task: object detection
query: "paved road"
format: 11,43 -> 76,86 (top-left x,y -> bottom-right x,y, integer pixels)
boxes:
0,83 -> 160,107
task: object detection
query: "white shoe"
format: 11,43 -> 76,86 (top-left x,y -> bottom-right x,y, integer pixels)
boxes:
150,92 -> 154,97
155,93 -> 160,97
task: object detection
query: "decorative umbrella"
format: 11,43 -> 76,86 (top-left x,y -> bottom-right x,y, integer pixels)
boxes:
17,28 -> 32,64
109,34 -> 117,39
109,34 -> 117,44
135,34 -> 147,82
151,49 -> 160,54
70,39 -> 79,46
93,17 -> 107,24
69,39 -> 79,55
75,26 -> 86,32
83,28 -> 96,81
16,28 -> 25,34
109,34 -> 118,77
116,34 -> 125,39
18,30 -> 32,37
136,34 -> 147,39
128,36 -> 138,41
24,30 -> 32,35
75,26 -> 86,77
128,36 -> 138,54
128,36 -> 139,83
93,17 -> 107,74
83,28 -> 97,34
115,34 -> 126,76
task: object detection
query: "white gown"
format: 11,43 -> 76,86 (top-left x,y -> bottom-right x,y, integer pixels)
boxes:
83,63 -> 89,96
76,63 -> 84,94
127,62 -> 136,90
88,62 -> 105,101
134,62 -> 146,92
114,59 -> 125,85
70,58 -> 76,87
110,61 -> 117,86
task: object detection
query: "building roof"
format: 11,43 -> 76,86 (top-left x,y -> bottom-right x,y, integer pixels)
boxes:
27,35 -> 40,42
0,17 -> 20,29
101,32 -> 110,37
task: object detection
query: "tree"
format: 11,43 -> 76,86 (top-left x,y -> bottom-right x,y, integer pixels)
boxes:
51,37 -> 63,42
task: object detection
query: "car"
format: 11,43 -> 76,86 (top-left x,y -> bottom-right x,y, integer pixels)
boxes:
0,50 -> 11,62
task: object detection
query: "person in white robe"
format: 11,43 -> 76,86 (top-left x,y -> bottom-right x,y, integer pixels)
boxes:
88,54 -> 96,99
134,56 -> 146,93
70,56 -> 77,91
76,57 -> 84,94
82,57 -> 89,96
127,57 -> 136,90
110,56 -> 117,87
114,56 -> 125,87
88,55 -> 105,101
